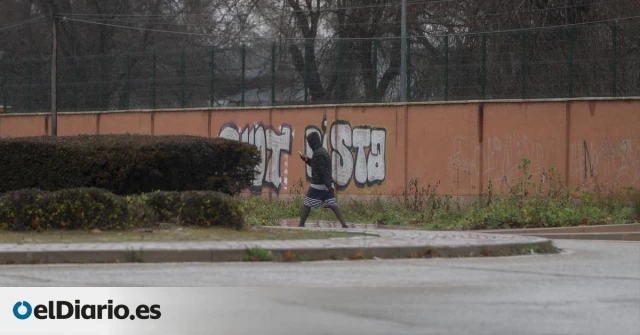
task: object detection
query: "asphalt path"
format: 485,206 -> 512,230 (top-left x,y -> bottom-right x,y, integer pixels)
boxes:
1,240 -> 638,335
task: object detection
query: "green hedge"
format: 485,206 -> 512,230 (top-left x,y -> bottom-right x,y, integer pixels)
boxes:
144,191 -> 245,230
0,188 -> 152,231
0,135 -> 260,195
0,188 -> 245,231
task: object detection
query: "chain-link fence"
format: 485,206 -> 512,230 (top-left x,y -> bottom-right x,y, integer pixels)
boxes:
1,20 -> 639,113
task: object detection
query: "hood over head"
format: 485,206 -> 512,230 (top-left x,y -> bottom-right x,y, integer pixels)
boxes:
306,132 -> 322,150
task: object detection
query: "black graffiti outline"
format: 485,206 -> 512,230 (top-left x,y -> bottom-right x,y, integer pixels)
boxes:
352,125 -> 372,188
349,125 -> 388,188
366,126 -> 387,187
218,122 -> 292,195
329,119 -> 355,191
263,123 -> 293,194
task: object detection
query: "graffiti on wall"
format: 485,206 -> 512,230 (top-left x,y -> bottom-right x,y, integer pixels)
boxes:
219,122 -> 293,194
448,135 -> 480,191
304,116 -> 386,190
570,139 -> 640,188
486,132 -> 551,186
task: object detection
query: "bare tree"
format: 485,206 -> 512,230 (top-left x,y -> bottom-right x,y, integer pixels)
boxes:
1,0 -> 639,111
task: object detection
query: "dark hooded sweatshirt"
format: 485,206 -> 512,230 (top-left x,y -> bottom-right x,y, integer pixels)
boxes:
305,132 -> 333,189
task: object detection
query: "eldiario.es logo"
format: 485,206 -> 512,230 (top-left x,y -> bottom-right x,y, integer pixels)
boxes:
13,300 -> 161,321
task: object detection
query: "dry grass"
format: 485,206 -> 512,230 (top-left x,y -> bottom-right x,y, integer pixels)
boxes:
0,225 -> 356,244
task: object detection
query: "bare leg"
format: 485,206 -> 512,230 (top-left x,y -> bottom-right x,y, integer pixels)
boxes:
298,205 -> 311,227
328,205 -> 348,228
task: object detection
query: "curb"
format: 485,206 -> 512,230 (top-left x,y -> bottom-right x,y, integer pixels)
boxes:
0,229 -> 556,265
518,232 -> 640,241
0,241 -> 556,265
477,223 -> 640,235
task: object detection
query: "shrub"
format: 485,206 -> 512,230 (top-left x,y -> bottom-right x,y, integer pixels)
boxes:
0,188 -> 155,231
0,135 -> 260,195
144,192 -> 182,222
242,247 -> 274,262
143,191 -> 245,230
0,188 -> 246,232
0,189 -> 43,231
623,186 -> 640,220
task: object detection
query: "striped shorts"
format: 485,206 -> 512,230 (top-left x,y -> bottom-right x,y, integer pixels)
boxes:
303,187 -> 337,208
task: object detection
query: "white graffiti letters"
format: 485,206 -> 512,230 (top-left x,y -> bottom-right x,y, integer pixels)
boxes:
265,126 -> 291,190
219,123 -> 292,194
352,127 -> 371,186
331,122 -> 355,187
305,118 -> 386,190
368,129 -> 386,184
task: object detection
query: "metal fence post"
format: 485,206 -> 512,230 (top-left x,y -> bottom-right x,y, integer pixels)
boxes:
125,52 -> 131,110
210,47 -> 215,107
152,50 -> 157,109
271,42 -> 276,106
1,56 -> 6,112
444,35 -> 449,101
181,48 -> 186,108
406,37 -> 411,101
400,0 -> 407,102
241,44 -> 246,107
99,56 -> 104,110
521,31 -> 527,99
74,60 -> 79,111
611,21 -> 618,97
51,17 -> 57,134
28,61 -> 33,112
336,39 -> 344,102
481,33 -> 487,100
568,27 -> 575,98
304,39 -> 310,104
372,39 -> 378,102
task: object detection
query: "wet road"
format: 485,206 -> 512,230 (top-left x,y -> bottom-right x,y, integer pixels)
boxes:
1,240 -> 638,335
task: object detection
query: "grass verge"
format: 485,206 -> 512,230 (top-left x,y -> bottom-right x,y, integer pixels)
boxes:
241,160 -> 640,230
0,225 -> 356,244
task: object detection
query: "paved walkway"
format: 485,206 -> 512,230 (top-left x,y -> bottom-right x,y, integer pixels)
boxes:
0,223 -> 551,264
284,221 -> 640,240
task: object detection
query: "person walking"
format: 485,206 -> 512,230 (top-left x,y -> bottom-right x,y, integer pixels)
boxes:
298,132 -> 349,228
